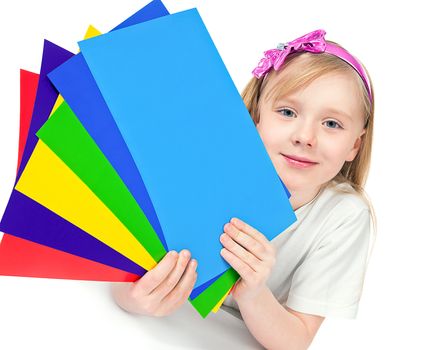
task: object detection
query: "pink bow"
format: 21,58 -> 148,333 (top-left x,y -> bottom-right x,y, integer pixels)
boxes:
252,29 -> 327,78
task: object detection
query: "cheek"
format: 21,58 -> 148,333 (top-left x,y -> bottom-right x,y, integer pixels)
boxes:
320,136 -> 354,165
257,127 -> 285,154
257,117 -> 290,148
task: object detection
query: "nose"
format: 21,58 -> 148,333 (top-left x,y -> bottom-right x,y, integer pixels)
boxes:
291,120 -> 317,148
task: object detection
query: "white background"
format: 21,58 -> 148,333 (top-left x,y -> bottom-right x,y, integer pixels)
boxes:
1,0 -> 425,349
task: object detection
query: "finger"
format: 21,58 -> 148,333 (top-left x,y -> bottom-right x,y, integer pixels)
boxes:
157,259 -> 198,315
133,250 -> 179,295
230,218 -> 269,245
224,222 -> 269,260
220,247 -> 254,281
220,233 -> 262,272
151,250 -> 191,299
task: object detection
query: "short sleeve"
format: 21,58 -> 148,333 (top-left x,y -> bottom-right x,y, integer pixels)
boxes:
286,208 -> 371,319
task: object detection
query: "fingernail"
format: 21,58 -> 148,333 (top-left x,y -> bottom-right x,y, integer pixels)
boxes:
181,250 -> 190,259
169,250 -> 178,258
191,259 -> 197,269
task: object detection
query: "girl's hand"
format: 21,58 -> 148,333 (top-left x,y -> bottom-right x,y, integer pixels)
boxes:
111,250 -> 197,317
220,218 -> 276,303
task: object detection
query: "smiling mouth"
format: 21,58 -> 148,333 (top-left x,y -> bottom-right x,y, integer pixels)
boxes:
281,154 -> 318,168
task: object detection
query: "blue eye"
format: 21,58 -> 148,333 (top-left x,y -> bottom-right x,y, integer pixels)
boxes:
278,108 -> 296,118
324,120 -> 343,129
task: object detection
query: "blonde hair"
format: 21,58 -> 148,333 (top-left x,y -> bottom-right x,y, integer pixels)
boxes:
242,41 -> 377,233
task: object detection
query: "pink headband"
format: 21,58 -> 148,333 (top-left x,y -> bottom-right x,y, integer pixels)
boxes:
252,29 -> 373,103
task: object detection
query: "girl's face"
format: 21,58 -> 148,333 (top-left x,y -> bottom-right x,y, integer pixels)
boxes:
256,71 -> 366,195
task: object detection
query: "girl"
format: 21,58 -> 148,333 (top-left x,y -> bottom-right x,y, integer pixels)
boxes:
112,29 -> 375,350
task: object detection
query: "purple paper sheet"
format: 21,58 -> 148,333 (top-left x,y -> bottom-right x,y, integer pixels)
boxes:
16,41 -> 71,180
1,191 -> 144,275
0,40 -> 145,276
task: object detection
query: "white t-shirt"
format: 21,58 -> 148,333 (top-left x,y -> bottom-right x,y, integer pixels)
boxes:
221,181 -> 373,319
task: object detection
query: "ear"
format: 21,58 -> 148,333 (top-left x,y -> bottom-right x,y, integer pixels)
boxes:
345,129 -> 366,162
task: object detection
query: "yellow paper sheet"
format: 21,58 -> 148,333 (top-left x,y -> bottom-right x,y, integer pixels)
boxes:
15,141 -> 156,270
51,96 -> 64,115
85,25 -> 101,38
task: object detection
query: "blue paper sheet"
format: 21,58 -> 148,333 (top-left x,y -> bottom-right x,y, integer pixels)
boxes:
48,0 -> 169,250
79,8 -> 296,289
48,0 -> 225,296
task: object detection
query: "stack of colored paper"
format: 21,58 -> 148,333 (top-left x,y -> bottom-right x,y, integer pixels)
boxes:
0,0 -> 296,318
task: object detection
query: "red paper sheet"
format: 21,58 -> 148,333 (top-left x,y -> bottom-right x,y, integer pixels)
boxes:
17,70 -> 39,171
0,69 -> 139,282
0,234 -> 138,281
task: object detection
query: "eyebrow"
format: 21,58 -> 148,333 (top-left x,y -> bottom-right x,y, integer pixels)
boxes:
324,108 -> 353,121
274,96 -> 298,105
